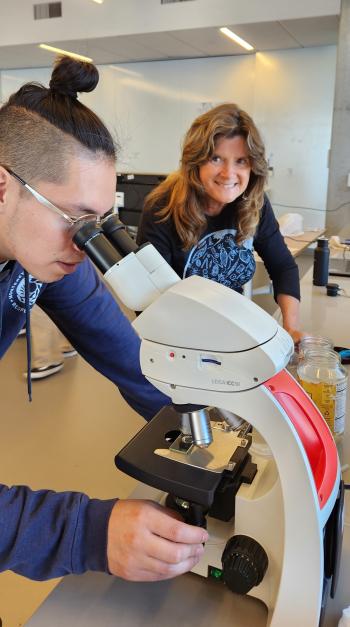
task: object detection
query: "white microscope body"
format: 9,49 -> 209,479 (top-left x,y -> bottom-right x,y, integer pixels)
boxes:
74,218 -> 342,627
131,276 -> 340,627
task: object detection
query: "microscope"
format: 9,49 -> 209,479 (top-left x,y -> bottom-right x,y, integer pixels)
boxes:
74,216 -> 344,627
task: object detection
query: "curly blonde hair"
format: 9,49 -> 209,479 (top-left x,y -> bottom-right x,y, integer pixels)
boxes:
144,103 -> 268,248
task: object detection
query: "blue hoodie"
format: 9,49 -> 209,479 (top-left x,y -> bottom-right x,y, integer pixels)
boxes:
0,257 -> 170,580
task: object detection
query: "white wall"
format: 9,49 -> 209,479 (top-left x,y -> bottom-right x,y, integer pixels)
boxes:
94,55 -> 255,173
0,45 -> 337,229
253,47 -> 336,228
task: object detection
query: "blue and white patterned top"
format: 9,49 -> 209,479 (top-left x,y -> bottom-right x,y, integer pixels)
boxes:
184,228 -> 255,290
137,195 -> 300,300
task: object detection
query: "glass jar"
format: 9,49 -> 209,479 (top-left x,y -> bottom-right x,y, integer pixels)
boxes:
287,335 -> 333,379
286,350 -> 300,378
299,335 -> 333,360
297,349 -> 348,438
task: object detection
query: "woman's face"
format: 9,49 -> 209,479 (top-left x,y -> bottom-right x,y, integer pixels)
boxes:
0,156 -> 116,283
199,135 -> 251,217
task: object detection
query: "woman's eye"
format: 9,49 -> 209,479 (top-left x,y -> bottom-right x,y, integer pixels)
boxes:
237,158 -> 249,166
211,155 -> 221,163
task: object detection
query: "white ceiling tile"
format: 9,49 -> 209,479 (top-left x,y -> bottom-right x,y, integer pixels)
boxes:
0,16 -> 339,70
133,31 -> 205,58
226,22 -> 300,51
280,16 -> 339,47
171,27 -> 252,56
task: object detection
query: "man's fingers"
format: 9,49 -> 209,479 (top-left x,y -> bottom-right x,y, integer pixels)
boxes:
107,499 -> 209,582
149,504 -> 209,544
145,532 -> 205,565
125,555 -> 203,582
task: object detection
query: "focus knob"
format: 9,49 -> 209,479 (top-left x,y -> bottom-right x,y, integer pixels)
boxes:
222,535 -> 268,595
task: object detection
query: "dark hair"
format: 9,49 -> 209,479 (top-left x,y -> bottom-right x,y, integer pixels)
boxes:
7,56 -> 115,156
0,55 -> 115,183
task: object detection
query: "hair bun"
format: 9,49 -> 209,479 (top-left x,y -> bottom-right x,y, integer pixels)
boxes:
49,55 -> 99,99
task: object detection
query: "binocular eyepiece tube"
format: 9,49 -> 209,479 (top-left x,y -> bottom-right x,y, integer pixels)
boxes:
73,214 -> 138,272
73,215 -> 180,311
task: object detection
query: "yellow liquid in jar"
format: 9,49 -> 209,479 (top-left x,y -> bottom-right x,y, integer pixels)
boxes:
299,376 -> 347,436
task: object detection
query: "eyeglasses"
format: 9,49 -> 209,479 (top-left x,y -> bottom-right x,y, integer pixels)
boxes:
5,167 -> 101,235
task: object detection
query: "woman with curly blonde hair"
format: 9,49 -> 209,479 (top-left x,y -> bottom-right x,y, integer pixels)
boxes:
138,103 -> 303,342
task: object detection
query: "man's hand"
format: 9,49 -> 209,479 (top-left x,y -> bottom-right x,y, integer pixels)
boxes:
107,499 -> 208,581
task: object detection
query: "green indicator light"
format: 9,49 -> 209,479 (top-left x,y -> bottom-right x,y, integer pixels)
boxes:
209,566 -> 223,580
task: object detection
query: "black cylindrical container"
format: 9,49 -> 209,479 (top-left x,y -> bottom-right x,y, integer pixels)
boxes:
313,237 -> 330,286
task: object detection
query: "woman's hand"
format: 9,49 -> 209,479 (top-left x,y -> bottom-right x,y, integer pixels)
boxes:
283,327 -> 307,345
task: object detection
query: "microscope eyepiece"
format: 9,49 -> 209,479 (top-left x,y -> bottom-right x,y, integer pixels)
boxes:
73,209 -> 180,311
73,222 -> 120,274
73,221 -> 101,249
101,214 -> 137,257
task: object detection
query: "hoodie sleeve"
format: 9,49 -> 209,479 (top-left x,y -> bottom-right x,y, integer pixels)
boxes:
0,483 -> 116,580
253,196 -> 300,302
36,258 -> 170,421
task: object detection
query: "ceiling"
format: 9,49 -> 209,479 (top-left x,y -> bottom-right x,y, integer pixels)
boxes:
0,15 -> 339,70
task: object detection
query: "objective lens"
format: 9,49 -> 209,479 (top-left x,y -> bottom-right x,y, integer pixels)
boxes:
189,408 -> 213,448
173,404 -> 213,448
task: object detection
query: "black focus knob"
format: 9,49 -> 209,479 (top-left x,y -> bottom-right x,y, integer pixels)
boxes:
222,535 -> 268,595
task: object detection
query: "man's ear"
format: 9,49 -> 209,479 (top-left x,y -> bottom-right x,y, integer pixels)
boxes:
0,166 -> 10,207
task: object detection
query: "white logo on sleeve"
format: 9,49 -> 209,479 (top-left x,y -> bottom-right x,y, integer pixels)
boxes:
9,272 -> 43,312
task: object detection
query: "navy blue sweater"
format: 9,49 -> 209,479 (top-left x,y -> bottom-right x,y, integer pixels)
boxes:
137,195 -> 300,301
0,258 -> 169,580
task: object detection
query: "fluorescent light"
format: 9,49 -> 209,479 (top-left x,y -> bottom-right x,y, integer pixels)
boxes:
219,27 -> 254,52
108,65 -> 142,78
91,0 -> 104,3
39,44 -> 93,63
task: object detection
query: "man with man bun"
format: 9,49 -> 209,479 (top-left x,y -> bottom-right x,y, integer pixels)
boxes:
0,56 -> 207,582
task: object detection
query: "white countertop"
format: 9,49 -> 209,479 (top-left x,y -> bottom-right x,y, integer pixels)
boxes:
298,267 -> 349,347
